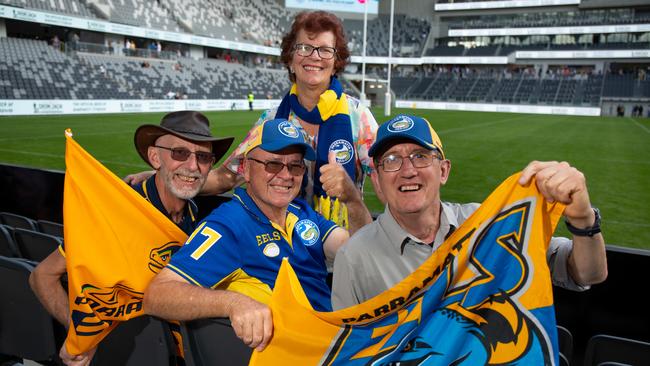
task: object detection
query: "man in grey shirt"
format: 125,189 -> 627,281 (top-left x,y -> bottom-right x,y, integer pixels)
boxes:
332,114 -> 607,310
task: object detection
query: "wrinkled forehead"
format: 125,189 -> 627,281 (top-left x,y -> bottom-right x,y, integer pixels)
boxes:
154,134 -> 212,151
378,139 -> 431,159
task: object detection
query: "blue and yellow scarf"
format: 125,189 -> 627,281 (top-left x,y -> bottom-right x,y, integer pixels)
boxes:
276,76 -> 354,228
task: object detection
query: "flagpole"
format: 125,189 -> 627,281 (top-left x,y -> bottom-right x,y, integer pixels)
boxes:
360,0 -> 368,107
385,0 -> 394,116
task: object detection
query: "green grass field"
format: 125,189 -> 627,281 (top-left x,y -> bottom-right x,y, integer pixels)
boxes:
1,108 -> 649,249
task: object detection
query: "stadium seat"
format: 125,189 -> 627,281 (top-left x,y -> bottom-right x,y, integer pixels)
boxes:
583,334 -> 650,366
182,318 -> 252,366
0,225 -> 21,258
92,316 -> 177,366
0,256 -> 66,364
557,325 -> 573,362
38,219 -> 64,238
13,228 -> 62,262
0,212 -> 38,231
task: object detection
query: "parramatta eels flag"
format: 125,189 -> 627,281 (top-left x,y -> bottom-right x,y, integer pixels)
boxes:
63,130 -> 186,355
250,173 -> 565,366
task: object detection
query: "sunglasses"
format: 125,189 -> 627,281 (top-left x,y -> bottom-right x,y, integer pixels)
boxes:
247,157 -> 306,176
155,145 -> 216,165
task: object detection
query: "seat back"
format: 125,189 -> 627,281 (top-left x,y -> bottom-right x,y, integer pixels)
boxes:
13,228 -> 62,262
557,325 -> 573,362
38,220 -> 64,238
92,316 -> 176,366
0,256 -> 65,363
583,334 -> 650,366
182,318 -> 252,366
0,225 -> 20,257
0,212 -> 38,231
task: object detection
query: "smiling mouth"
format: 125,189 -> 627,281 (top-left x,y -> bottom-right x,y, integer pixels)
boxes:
271,184 -> 292,192
399,184 -> 421,192
176,174 -> 199,184
303,65 -> 323,71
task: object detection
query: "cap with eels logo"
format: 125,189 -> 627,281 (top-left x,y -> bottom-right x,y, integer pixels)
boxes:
244,118 -> 316,160
368,114 -> 445,159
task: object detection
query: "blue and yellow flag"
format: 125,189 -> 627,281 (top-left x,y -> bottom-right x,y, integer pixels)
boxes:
250,173 -> 565,365
63,130 -> 186,355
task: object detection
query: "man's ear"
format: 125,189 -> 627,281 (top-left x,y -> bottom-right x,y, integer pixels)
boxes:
370,170 -> 386,205
439,159 -> 451,185
242,156 -> 251,183
148,146 -> 161,170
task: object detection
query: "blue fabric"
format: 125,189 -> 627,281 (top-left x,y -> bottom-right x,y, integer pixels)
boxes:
276,77 -> 356,198
168,187 -> 338,312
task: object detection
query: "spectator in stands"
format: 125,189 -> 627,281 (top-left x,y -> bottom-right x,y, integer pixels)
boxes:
29,111 -> 234,366
332,115 -> 608,309
126,11 -> 379,234
51,35 -> 60,50
143,118 -> 350,351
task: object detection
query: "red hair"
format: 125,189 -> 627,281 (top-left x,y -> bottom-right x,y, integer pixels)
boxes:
280,11 -> 350,82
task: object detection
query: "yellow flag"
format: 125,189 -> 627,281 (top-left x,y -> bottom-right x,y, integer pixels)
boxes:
63,130 -> 186,354
250,173 -> 565,365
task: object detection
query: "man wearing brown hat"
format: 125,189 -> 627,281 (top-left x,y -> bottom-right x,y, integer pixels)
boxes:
29,111 -> 233,366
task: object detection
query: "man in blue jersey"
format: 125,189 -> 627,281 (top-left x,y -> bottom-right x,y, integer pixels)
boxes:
30,111 -> 233,366
144,118 -> 350,353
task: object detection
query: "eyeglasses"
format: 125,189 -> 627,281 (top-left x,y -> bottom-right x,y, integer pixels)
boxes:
154,145 -> 216,165
293,43 -> 337,60
377,151 -> 442,172
247,157 -> 306,176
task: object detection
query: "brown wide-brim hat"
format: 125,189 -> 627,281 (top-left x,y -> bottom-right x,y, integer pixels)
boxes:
134,110 -> 234,167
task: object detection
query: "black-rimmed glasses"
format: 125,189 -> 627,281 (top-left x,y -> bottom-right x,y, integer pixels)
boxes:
154,145 -> 216,165
294,43 -> 337,60
377,151 -> 442,172
247,157 -> 306,176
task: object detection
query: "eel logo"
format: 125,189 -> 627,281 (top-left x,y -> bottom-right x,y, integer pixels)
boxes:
387,115 -> 414,132
278,121 -> 299,138
324,199 -> 555,366
296,219 -> 320,246
148,241 -> 182,274
329,139 -> 354,165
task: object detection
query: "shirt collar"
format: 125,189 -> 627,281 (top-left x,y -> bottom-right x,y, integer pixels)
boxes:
379,201 -> 459,255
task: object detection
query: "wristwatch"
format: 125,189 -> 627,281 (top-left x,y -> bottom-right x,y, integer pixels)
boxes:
565,207 -> 601,237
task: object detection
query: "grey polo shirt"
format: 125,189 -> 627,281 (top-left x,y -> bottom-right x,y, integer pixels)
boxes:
331,201 -> 583,310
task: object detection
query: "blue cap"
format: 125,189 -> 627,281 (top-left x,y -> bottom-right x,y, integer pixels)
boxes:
244,119 -> 316,161
368,115 -> 445,159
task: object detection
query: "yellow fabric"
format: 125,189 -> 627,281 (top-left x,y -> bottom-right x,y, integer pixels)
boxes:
213,268 -> 274,305
63,130 -> 187,355
314,196 -> 349,230
270,211 -> 298,248
249,173 -> 565,365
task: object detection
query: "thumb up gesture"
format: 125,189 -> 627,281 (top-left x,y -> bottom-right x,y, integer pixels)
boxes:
319,151 -> 361,204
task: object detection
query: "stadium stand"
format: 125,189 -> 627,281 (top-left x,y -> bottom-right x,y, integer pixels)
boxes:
583,334 -> 650,365
3,0 -> 96,18
12,228 -> 62,262
0,256 -> 66,364
182,318 -> 252,366
0,225 -> 20,258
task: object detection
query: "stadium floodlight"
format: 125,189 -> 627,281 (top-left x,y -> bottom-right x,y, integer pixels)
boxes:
385,0 -> 394,116
360,0 -> 368,107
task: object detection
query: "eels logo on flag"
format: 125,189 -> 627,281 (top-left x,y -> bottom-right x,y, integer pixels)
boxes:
250,173 -> 565,366
62,130 -> 187,356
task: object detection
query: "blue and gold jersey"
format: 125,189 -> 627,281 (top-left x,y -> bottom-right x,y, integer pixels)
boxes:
167,187 -> 338,312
